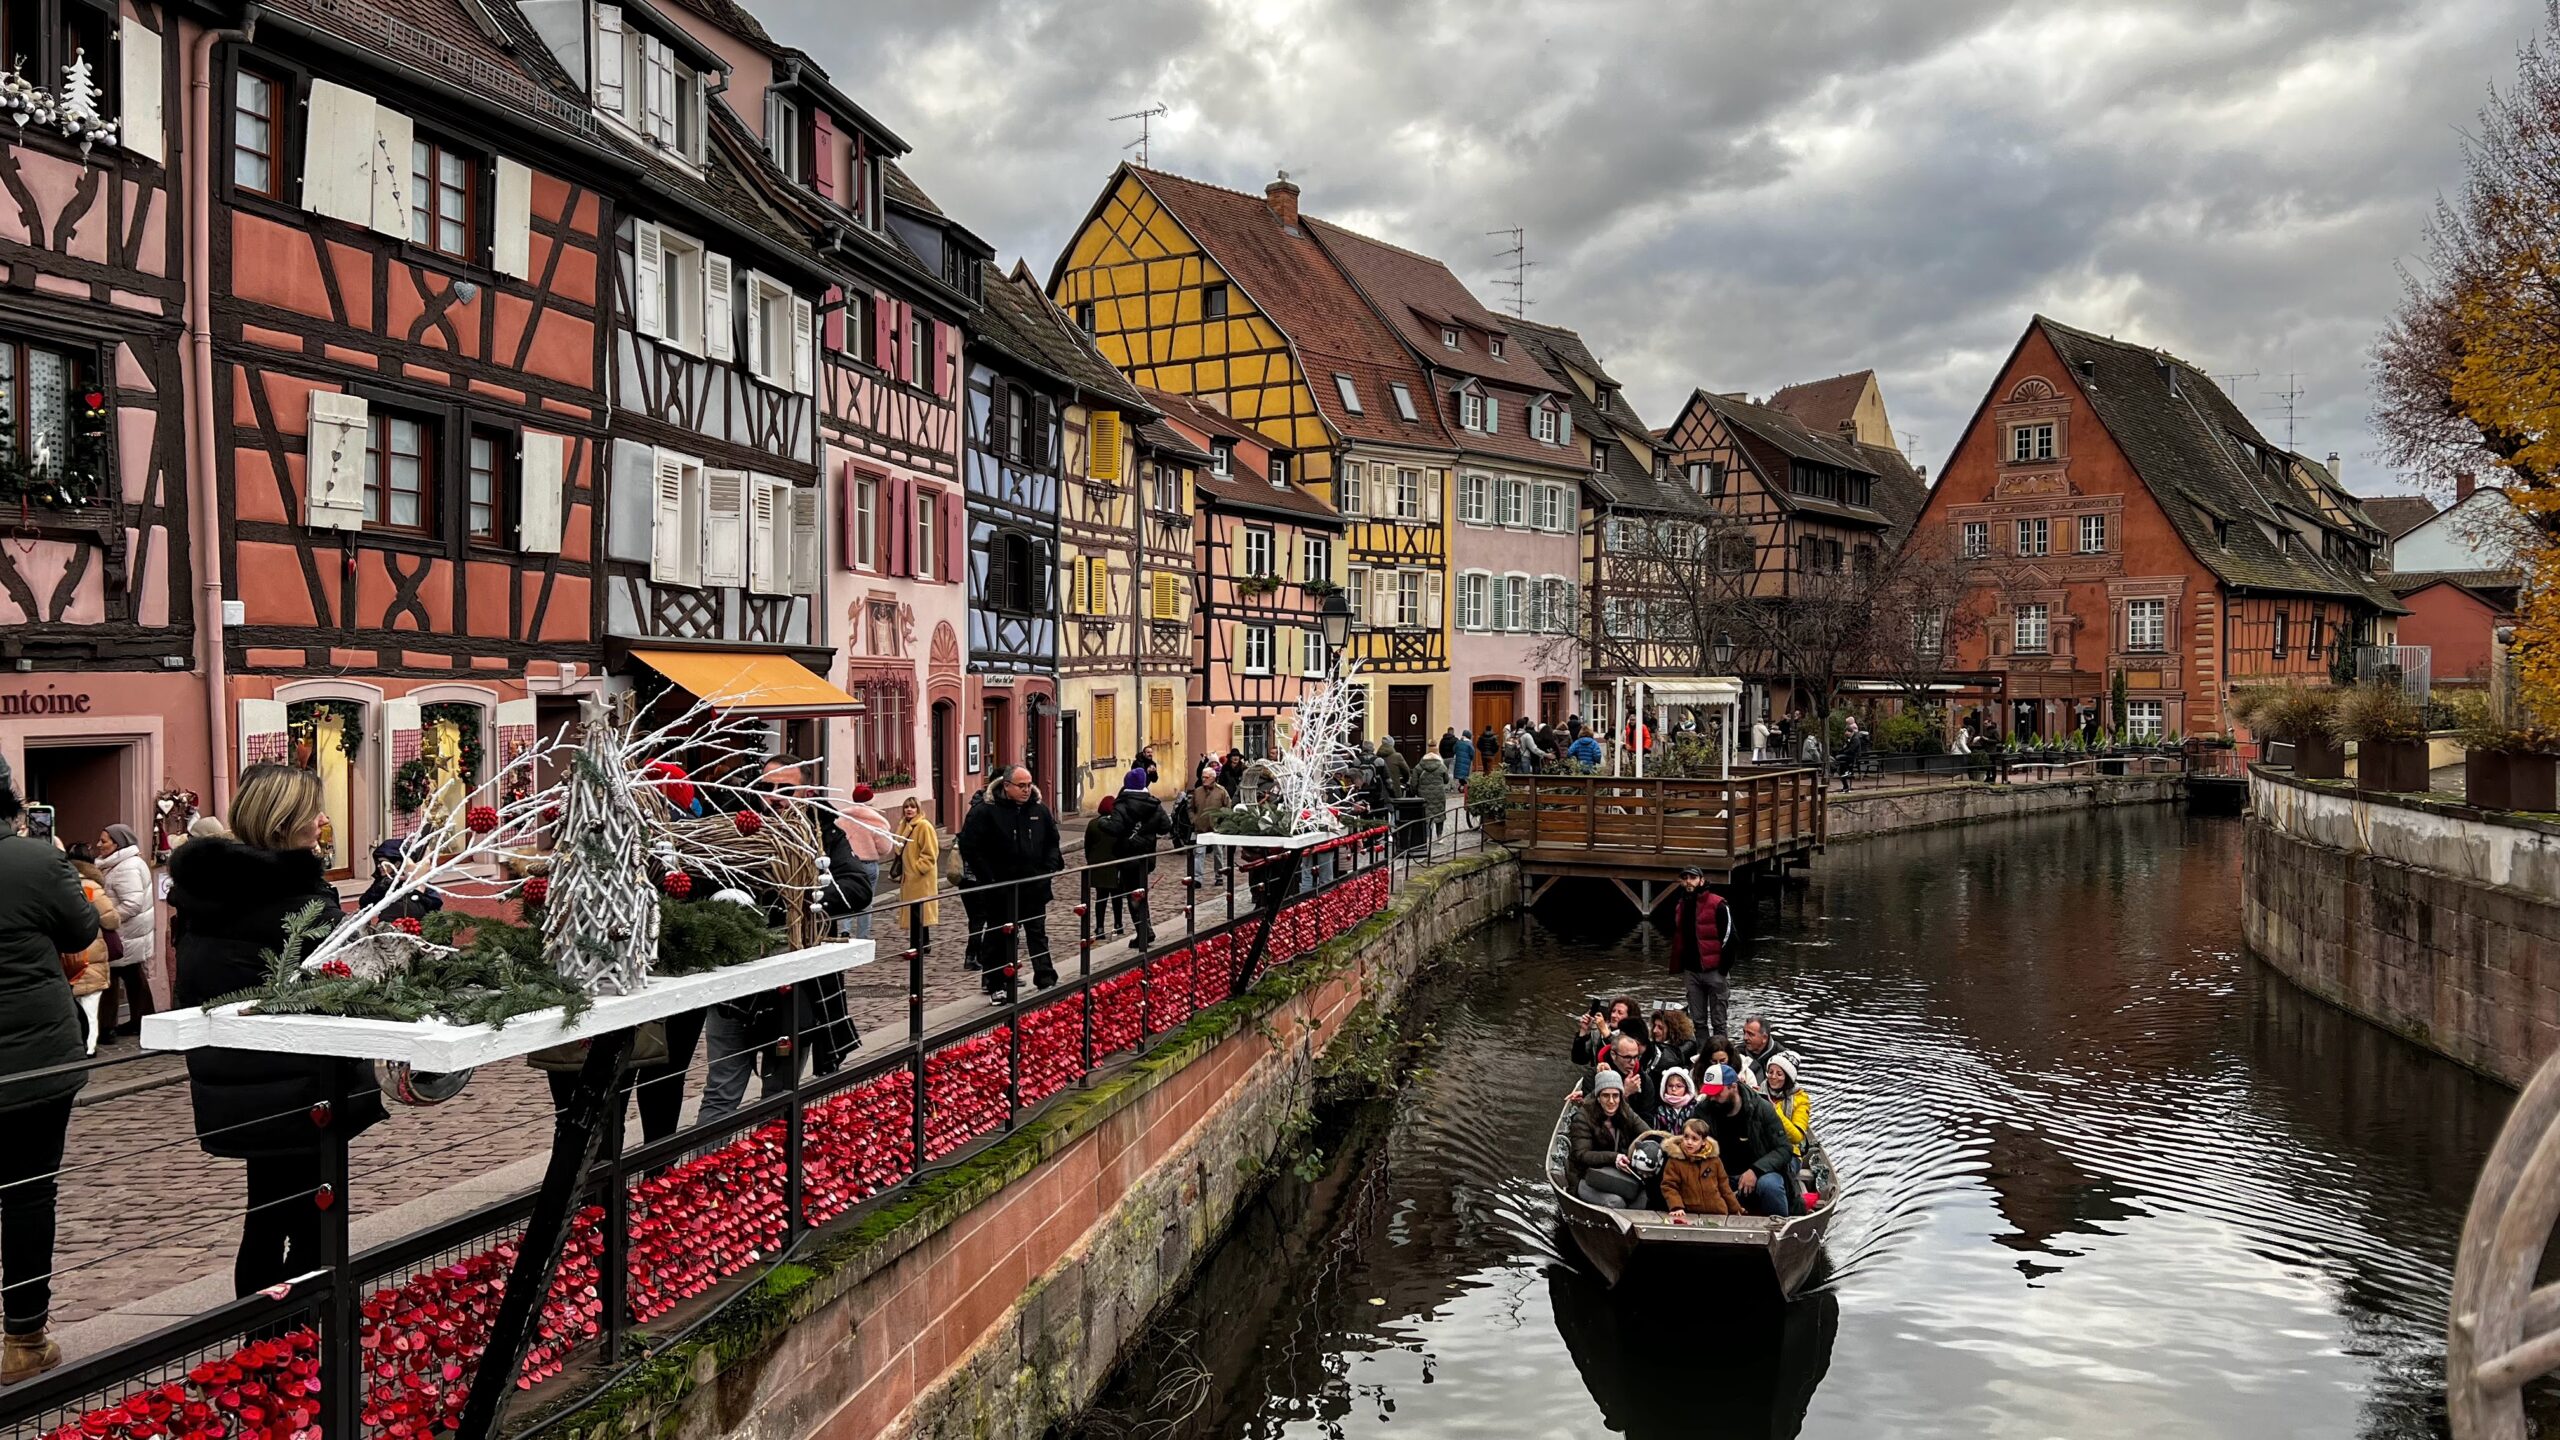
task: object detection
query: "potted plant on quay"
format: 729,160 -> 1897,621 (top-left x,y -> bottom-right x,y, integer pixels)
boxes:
2329,681 -> 2432,794
2232,682 -> 2346,779
2450,690 -> 2558,812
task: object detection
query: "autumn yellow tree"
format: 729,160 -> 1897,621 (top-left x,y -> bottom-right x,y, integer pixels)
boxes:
2376,3 -> 2560,721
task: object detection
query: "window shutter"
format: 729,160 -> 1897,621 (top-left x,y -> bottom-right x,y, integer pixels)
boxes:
822,285 -> 845,355
873,292 -> 894,370
1156,572 -> 1180,620
840,461 -> 863,566
301,81 -> 378,224
748,477 -> 787,595
1423,469 -> 1443,524
633,222 -> 664,339
942,492 -> 963,585
490,158 -> 534,279
1031,396 -> 1054,469
741,270 -> 765,377
808,108 -> 837,198
1068,552 -> 1088,615
883,477 -> 908,576
1424,570 -> 1444,628
703,254 -> 735,362
304,391 -> 369,530
119,17 -> 163,162
1484,397 -> 1499,434
518,429 -> 567,552
367,103 -> 413,240
987,382 -> 1011,454
1089,411 -> 1122,481
237,699 -> 289,771
1368,568 -> 1394,626
791,296 -> 815,393
791,485 -> 822,594
649,448 -> 698,586
702,469 -> 747,586
592,5 -> 626,115
931,320 -> 952,398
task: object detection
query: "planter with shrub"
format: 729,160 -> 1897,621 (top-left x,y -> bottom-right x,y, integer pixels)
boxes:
2450,691 -> 2558,812
2232,683 -> 2345,779
2328,682 -> 2431,794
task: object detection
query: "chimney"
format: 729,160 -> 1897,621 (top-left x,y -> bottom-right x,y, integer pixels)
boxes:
1265,171 -> 1300,229
2325,451 -> 2342,483
1838,419 -> 1857,437
2457,471 -> 2476,502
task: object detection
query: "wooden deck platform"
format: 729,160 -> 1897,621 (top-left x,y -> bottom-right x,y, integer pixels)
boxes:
1488,769 -> 1827,909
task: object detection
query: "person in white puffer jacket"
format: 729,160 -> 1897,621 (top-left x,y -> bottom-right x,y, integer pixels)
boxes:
94,822 -> 155,1037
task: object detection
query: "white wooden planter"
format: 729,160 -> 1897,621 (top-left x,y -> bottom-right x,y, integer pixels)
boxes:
140,939 -> 873,1071
1193,830 -> 1344,852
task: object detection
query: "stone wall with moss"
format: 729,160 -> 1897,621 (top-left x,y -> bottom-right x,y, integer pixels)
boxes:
547,849 -> 1518,1440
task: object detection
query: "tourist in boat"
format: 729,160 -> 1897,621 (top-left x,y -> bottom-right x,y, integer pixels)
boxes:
1697,1063 -> 1798,1216
1667,866 -> 1736,1039
1699,1033 -> 1737,1074
1763,1052 -> 1811,1159
1648,1066 -> 1702,1131
1646,1008 -> 1697,1074
1658,1121 -> 1745,1220
1568,1069 -> 1647,1209
1735,1015 -> 1784,1088
1572,995 -> 1643,1065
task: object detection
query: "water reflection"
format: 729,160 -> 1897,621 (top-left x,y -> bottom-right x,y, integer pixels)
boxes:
1074,809 -> 2548,1440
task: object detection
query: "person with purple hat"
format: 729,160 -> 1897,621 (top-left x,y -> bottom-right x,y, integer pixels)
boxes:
1697,1062 -> 1798,1216
1106,767 -> 1170,950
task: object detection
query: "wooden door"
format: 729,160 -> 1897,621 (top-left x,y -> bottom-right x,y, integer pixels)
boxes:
1470,687 -> 1516,739
1388,685 -> 1432,763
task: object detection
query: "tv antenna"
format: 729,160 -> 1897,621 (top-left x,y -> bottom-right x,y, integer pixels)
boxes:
1110,104 -> 1167,167
2215,370 -> 2259,394
1487,227 -> 1536,319
2264,373 -> 2303,448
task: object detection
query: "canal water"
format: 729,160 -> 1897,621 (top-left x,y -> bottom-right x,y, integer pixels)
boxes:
1070,807 -> 2551,1440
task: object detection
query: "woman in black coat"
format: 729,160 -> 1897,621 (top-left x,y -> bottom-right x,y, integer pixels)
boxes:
169,763 -> 387,1297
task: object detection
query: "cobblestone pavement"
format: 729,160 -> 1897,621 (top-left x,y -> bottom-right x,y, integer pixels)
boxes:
41,838 -> 1309,1325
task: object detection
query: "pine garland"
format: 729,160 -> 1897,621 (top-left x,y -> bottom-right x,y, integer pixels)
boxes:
213,904 -> 593,1027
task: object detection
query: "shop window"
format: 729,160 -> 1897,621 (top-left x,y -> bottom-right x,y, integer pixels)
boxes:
286,698 -> 366,878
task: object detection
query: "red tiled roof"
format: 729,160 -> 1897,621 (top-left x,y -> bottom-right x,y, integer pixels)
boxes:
1125,167 -> 1453,454
1765,371 -> 1874,435
1430,379 -> 1588,474
1306,219 -> 1564,395
1142,389 -> 1343,525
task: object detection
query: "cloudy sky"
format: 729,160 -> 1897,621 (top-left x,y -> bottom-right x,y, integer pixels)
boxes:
768,0 -> 2541,498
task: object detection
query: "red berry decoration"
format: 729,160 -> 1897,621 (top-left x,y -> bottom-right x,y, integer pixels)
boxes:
392,916 -> 423,936
661,871 -> 693,899
465,804 -> 500,835
733,809 -> 763,836
521,875 -> 549,907
319,959 -> 354,979
541,803 -> 563,825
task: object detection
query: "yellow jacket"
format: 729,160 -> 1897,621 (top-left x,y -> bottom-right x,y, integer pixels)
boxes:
895,816 -> 940,926
1770,1086 -> 1811,1155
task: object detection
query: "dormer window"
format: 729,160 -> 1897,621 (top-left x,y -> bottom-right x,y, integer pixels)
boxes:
1488,337 -> 1504,359
1459,389 -> 1484,431
1442,327 -> 1460,349
1210,442 -> 1232,477
1532,403 -> 1557,444
1074,302 -> 1096,333
769,94 -> 800,180
592,5 -> 704,165
1270,455 -> 1289,489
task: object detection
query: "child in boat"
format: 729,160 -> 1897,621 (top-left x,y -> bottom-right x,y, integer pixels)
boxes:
1659,1120 -> 1744,1220
1646,1066 -> 1701,1131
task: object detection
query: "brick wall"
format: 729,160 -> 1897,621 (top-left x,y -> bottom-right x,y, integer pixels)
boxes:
2243,767 -> 2560,1086
1824,774 -> 2181,843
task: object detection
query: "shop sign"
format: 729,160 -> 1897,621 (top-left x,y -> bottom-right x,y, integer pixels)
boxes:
0,690 -> 93,717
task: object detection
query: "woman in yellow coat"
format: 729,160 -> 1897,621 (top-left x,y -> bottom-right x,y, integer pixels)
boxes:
893,797 -> 941,953
1762,1051 -> 1811,1158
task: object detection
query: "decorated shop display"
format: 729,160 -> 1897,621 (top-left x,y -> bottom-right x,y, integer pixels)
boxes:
1207,656 -> 1369,848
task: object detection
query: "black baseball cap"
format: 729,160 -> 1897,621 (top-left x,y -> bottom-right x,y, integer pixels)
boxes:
1678,865 -> 1705,879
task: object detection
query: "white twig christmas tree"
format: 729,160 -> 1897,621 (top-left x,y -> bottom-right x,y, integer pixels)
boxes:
1270,657 -> 1366,837
542,694 -> 659,995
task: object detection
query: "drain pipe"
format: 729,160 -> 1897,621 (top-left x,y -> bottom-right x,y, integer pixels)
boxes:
186,7 -> 257,812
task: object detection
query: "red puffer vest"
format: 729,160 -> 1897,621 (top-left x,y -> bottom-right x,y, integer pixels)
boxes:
1668,888 -> 1726,974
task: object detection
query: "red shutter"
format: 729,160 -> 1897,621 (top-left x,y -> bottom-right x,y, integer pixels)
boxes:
929,319 -> 951,398
810,110 -> 838,199
943,490 -> 963,584
823,285 -> 845,354
841,460 -> 860,561
886,477 -> 909,576
872,292 -> 894,371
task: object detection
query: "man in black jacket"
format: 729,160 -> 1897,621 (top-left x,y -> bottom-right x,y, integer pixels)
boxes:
1106,767 -> 1170,949
957,766 -> 1063,996
1698,1063 -> 1796,1215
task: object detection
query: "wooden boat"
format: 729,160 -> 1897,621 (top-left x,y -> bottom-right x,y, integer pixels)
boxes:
1545,1090 -> 1835,1297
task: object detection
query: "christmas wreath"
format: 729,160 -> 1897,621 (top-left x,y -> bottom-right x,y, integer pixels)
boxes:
287,698 -> 366,764
391,758 -> 435,814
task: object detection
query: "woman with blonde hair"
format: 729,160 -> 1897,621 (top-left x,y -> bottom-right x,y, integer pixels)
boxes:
892,796 -> 940,953
169,763 -> 386,1297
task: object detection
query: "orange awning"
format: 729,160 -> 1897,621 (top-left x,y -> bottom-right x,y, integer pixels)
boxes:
631,649 -> 863,719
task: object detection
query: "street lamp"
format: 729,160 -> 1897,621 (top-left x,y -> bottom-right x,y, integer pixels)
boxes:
1320,589 -> 1353,653
1712,631 -> 1735,670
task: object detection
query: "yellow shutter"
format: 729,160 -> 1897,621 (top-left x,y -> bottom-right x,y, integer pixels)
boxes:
1094,692 -> 1117,760
1089,411 -> 1122,480
1069,553 -> 1089,615
1149,687 -> 1174,746
1152,572 -> 1179,620
1091,556 -> 1112,615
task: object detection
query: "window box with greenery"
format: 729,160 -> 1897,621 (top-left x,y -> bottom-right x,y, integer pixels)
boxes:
2327,682 -> 2431,793
1235,573 -> 1283,599
2231,683 -> 2344,779
0,338 -> 112,510
2450,691 -> 2557,812
1300,576 -> 1342,599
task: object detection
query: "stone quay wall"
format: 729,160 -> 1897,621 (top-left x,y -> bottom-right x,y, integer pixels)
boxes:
2243,765 -> 2560,1087
1823,774 -> 2184,844
556,850 -> 1518,1440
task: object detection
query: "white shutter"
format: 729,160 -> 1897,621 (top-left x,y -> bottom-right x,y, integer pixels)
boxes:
703,253 -> 734,362
237,699 -> 289,772
742,273 -> 766,379
492,158 -> 533,280
517,430 -> 567,553
643,36 -> 675,144
1368,568 -> 1394,626
1423,570 -> 1444,629
119,17 -> 163,162
701,468 -> 747,587
592,4 -> 626,115
383,699 -> 421,817
790,485 -> 821,594
649,448 -> 698,586
745,477 -> 782,595
368,103 -> 413,240
305,392 -> 369,530
633,222 -> 664,339
1423,469 -> 1443,523
301,81 -> 377,224
790,296 -> 815,394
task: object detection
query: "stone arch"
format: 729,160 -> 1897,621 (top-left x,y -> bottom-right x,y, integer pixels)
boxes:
2007,376 -> 2057,403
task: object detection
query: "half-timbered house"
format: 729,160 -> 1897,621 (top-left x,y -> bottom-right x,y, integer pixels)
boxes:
1911,316 -> 2402,739
210,0 -> 621,880
1312,220 -> 1585,736
0,0 -> 205,849
1050,167 -> 1457,760
1141,387 -> 1343,766
962,263 -> 1070,798
1131,413 -> 1201,794
1508,320 -> 1712,718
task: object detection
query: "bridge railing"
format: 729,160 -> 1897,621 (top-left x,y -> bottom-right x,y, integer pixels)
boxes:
1495,768 -> 1827,862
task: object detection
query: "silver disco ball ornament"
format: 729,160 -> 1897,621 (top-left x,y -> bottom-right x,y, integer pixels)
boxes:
385,1063 -> 474,1107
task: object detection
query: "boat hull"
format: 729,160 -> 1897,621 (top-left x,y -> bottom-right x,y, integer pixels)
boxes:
1546,1094 -> 1834,1298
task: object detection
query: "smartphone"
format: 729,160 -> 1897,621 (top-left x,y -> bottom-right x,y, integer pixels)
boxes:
1586,995 -> 1605,1017
24,804 -> 55,839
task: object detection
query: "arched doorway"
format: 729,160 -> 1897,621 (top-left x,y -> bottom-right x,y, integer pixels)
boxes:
931,699 -> 957,828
